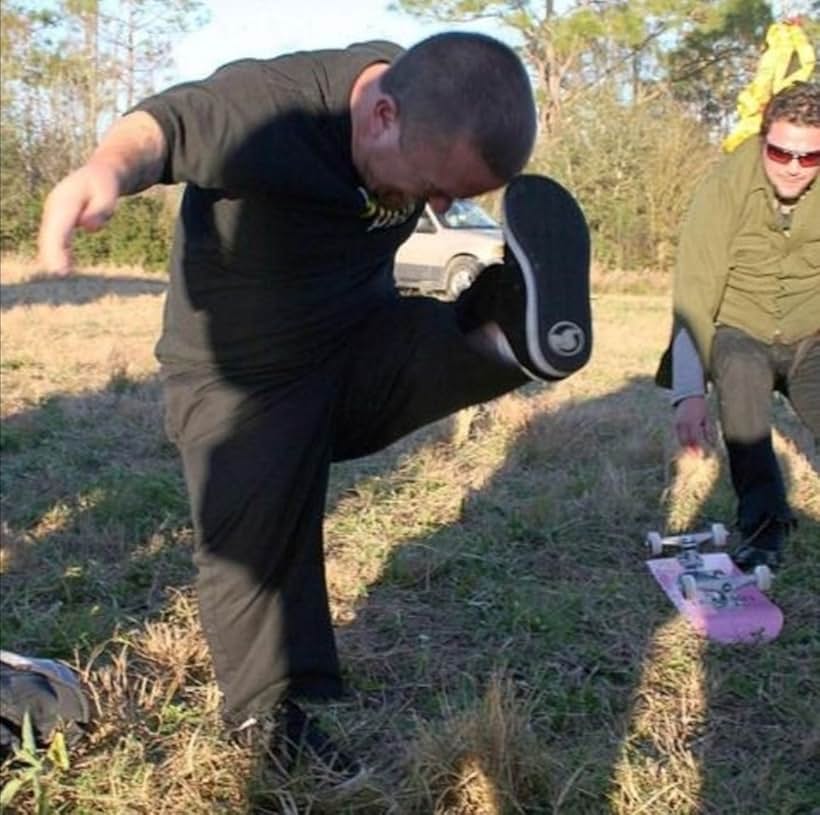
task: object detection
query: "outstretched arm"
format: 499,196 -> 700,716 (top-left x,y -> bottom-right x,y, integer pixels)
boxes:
37,111 -> 167,275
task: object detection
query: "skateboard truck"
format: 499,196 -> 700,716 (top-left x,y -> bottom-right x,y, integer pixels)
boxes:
678,566 -> 772,608
645,523 -> 773,609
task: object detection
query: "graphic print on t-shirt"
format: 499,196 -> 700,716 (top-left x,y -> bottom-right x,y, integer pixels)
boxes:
358,187 -> 418,231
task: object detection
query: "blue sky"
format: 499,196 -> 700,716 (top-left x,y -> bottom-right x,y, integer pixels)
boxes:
171,0 -> 516,82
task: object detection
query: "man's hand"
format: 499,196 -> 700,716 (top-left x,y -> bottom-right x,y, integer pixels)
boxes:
37,162 -> 121,276
674,395 -> 713,454
36,111 -> 167,276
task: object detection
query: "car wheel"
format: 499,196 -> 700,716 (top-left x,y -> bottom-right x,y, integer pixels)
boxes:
445,256 -> 481,299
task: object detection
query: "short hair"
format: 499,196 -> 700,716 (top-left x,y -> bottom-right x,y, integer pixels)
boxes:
761,81 -> 820,136
380,32 -> 537,181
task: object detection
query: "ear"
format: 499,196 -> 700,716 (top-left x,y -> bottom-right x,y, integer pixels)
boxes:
371,94 -> 400,139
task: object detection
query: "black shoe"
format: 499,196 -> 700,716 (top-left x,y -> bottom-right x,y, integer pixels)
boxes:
733,518 -> 790,571
491,174 -> 592,381
733,543 -> 783,571
233,700 -> 368,786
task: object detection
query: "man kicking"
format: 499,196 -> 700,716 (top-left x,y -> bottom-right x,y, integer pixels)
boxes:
37,32 -> 592,780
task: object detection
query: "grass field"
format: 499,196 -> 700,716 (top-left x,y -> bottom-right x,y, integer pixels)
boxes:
1,259 -> 818,814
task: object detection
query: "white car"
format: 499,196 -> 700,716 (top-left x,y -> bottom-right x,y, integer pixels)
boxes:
394,199 -> 504,299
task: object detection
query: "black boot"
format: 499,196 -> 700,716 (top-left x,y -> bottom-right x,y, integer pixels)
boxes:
231,699 -> 368,785
733,517 -> 793,571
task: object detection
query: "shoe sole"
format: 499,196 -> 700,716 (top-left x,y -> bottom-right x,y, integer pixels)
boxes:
502,174 -> 591,380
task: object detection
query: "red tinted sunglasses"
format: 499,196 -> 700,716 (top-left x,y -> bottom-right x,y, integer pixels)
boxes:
765,142 -> 820,168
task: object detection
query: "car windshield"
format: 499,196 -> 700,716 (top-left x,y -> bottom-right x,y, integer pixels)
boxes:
438,199 -> 498,229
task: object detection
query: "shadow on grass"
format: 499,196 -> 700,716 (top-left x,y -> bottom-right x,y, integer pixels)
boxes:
692,447 -> 819,815
0,369 -> 438,669
312,374 -> 669,812
317,375 -> 818,813
2,363 -> 816,813
606,406 -> 819,815
0,374 -> 188,656
0,367 -> 451,812
0,273 -> 167,311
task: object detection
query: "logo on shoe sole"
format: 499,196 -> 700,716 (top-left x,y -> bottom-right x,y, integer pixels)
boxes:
548,322 -> 586,356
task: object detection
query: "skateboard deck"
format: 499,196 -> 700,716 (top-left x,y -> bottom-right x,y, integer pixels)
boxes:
647,552 -> 783,643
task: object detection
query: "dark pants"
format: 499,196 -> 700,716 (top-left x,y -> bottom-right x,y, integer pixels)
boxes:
163,296 -> 527,725
711,325 -> 820,535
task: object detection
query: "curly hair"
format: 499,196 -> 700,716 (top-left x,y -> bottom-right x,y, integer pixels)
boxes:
761,81 -> 820,136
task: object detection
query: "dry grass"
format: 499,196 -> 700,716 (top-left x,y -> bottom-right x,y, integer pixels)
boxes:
590,264 -> 671,296
1,258 -> 818,813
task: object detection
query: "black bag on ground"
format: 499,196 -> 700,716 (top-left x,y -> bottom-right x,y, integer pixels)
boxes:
0,650 -> 90,758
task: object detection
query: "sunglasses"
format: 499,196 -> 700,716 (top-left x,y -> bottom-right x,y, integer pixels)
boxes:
765,142 -> 820,168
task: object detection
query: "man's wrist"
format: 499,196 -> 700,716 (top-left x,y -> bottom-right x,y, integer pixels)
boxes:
671,391 -> 705,409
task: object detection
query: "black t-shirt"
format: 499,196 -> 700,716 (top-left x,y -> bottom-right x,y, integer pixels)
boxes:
134,41 -> 420,380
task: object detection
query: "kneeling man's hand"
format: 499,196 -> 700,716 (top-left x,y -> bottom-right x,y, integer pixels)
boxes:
674,396 -> 713,454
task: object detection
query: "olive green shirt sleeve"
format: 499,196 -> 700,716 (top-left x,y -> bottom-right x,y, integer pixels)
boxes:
672,168 -> 734,375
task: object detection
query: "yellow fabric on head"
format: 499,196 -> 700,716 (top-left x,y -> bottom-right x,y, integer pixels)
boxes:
722,20 -> 816,153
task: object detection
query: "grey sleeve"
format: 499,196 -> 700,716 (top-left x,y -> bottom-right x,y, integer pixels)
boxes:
671,327 -> 705,405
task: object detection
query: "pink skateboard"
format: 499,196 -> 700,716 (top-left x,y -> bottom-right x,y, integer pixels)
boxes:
645,527 -> 783,644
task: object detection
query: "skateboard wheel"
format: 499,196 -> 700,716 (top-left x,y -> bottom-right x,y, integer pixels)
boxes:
754,565 -> 773,592
646,531 -> 663,556
680,574 -> 698,601
711,523 -> 728,547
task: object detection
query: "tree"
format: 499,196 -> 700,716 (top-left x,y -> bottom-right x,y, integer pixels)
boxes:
666,0 -> 773,133
2,0 -> 207,180
103,0 -> 209,111
390,0 -> 712,135
390,0 -> 795,137
533,85 -> 716,273
0,0 -> 207,258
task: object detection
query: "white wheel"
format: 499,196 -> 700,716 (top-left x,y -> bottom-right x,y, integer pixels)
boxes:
754,565 -> 773,592
711,523 -> 728,547
444,256 -> 482,299
645,531 -> 664,556
680,574 -> 698,601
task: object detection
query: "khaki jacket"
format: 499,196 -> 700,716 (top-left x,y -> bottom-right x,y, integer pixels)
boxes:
656,136 -> 820,388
